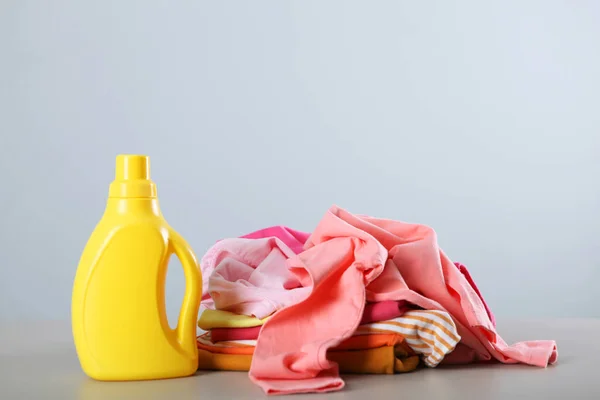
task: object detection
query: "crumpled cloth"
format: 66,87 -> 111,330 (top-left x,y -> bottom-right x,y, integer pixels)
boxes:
200,207 -> 557,395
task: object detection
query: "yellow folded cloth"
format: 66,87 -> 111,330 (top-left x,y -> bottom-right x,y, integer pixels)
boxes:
198,345 -> 420,374
198,309 -> 270,330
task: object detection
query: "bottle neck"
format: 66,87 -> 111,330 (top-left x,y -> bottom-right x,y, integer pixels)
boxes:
104,197 -> 162,217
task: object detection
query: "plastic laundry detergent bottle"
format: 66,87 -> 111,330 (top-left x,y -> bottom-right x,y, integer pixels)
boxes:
72,155 -> 202,381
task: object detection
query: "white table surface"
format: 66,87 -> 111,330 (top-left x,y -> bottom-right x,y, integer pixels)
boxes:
0,319 -> 598,399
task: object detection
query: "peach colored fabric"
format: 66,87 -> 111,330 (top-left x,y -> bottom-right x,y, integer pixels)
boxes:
248,205 -> 557,395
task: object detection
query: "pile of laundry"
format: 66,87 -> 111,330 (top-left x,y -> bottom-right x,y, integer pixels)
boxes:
197,205 -> 558,395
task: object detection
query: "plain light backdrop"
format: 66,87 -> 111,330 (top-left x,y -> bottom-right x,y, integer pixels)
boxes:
1,1 -> 599,323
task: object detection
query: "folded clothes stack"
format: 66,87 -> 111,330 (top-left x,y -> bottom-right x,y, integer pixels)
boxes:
197,302 -> 460,373
197,206 -> 558,395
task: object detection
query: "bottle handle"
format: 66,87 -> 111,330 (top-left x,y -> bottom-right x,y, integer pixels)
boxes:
169,229 -> 202,358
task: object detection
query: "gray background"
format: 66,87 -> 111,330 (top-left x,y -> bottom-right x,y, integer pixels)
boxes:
1,1 -> 599,322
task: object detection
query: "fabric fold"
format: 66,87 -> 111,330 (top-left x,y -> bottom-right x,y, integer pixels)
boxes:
211,326 -> 262,342
455,262 -> 496,327
198,309 -> 269,330
361,300 -> 410,325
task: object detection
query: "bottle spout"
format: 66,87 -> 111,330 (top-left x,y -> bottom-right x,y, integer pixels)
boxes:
109,155 -> 157,198
115,154 -> 151,180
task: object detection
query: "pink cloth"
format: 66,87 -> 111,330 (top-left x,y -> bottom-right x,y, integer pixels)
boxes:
241,226 -> 310,255
201,236 -> 310,319
455,262 -> 496,327
200,226 -> 309,311
247,206 -> 557,395
210,301 -> 409,342
360,300 -> 410,325
440,343 -> 480,365
212,326 -> 262,342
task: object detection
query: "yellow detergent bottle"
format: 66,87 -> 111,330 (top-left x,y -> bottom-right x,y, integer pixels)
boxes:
72,154 -> 202,381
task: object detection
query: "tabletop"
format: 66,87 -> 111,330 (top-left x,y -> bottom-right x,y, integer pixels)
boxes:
0,319 -> 598,400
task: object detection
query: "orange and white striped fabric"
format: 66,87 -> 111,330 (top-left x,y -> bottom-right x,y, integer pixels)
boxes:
355,309 -> 460,367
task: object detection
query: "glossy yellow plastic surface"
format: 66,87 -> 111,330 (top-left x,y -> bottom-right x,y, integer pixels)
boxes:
72,155 -> 202,381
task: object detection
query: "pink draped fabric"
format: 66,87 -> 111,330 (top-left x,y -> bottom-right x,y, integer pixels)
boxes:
247,206 -> 556,394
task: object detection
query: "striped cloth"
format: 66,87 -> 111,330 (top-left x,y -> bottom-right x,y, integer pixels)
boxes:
197,309 -> 460,367
355,309 -> 460,367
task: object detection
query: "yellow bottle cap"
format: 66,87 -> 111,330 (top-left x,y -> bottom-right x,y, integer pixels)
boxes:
109,155 -> 157,198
